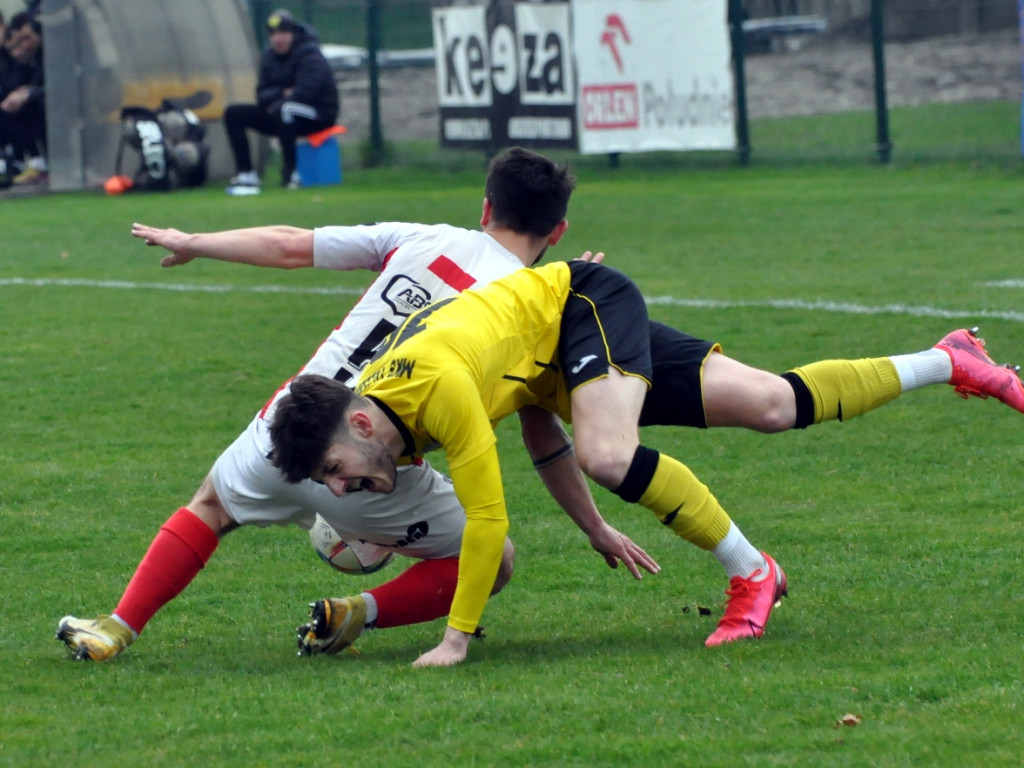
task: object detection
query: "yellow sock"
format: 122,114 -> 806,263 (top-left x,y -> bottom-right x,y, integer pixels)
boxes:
637,454 -> 732,551
789,357 -> 901,424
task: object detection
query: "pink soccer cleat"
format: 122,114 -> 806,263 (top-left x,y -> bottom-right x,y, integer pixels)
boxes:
934,327 -> 1024,414
705,553 -> 787,647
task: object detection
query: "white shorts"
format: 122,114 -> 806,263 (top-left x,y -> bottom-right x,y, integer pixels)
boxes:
210,416 -> 466,560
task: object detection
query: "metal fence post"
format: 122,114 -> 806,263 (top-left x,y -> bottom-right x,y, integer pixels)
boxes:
871,0 -> 892,163
729,0 -> 751,165
366,0 -> 385,166
250,0 -> 269,48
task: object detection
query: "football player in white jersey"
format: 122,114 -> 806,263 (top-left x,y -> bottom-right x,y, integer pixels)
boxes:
57,148 -> 661,662
58,146 -> 1024,662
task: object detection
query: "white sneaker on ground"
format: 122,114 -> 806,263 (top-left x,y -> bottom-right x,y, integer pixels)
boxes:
226,171 -> 260,196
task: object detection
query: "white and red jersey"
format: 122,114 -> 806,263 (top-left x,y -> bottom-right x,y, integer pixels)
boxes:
210,222 -> 525,560
262,223 -> 523,421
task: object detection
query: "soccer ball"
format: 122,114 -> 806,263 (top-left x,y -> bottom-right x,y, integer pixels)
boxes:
309,515 -> 394,575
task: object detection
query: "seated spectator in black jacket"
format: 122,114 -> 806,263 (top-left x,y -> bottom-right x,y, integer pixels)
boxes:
224,9 -> 339,195
2,11 -> 45,186
0,14 -> 14,139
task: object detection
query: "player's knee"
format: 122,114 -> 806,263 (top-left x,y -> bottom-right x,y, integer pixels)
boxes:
491,538 -> 515,595
754,377 -> 799,433
754,396 -> 795,433
575,442 -> 634,489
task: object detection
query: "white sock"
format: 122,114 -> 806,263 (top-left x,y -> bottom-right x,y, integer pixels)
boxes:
712,524 -> 767,580
110,613 -> 140,640
361,592 -> 378,628
889,349 -> 952,391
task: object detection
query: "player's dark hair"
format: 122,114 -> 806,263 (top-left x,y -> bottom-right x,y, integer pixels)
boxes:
484,147 -> 576,239
269,374 -> 357,483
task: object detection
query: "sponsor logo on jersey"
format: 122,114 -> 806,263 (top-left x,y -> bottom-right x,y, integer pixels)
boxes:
382,274 -> 431,316
361,520 -> 430,550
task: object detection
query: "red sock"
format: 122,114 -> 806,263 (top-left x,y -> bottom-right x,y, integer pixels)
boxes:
369,557 -> 459,629
113,508 -> 219,634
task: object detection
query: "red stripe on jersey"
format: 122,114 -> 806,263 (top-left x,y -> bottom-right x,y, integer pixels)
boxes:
428,255 -> 477,292
259,376 -> 294,419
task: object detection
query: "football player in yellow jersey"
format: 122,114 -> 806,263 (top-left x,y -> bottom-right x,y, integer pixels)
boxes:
270,259 -> 788,667
273,239 -> 1024,667
58,147 -> 1024,664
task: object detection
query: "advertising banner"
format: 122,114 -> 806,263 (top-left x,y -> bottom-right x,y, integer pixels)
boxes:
433,2 -> 577,149
573,0 -> 735,154
432,0 -> 735,154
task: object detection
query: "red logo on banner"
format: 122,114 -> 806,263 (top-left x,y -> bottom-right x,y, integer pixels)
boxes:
599,14 -> 631,73
581,84 -> 639,129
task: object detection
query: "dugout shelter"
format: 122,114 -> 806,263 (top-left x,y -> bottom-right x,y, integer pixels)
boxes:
42,0 -> 259,191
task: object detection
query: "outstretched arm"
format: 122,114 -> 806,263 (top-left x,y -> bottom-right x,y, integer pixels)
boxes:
131,223 -> 315,269
518,405 -> 660,579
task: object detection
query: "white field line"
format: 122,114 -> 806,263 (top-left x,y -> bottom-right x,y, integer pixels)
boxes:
0,277 -> 365,296
645,295 -> 1024,323
979,279 -> 1024,288
5,276 -> 1024,323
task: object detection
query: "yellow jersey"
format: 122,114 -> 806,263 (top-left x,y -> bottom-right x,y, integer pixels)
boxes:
355,261 -> 573,632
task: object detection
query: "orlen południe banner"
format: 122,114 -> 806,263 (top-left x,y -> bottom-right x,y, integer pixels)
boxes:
432,0 -> 734,153
433,2 -> 577,149
573,0 -> 735,154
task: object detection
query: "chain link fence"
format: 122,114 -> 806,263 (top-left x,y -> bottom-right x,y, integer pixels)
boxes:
247,0 -> 435,48
245,0 -> 1022,165
738,0 -> 1020,162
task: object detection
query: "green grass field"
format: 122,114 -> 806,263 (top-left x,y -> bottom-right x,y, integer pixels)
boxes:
3,128 -> 1024,766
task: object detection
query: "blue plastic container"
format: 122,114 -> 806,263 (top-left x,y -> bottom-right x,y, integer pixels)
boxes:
296,136 -> 342,186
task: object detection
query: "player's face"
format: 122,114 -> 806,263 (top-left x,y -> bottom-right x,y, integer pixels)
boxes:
313,437 -> 397,496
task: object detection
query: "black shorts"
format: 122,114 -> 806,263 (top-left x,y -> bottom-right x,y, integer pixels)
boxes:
560,261 -> 652,394
641,320 -> 719,429
560,262 -> 719,429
